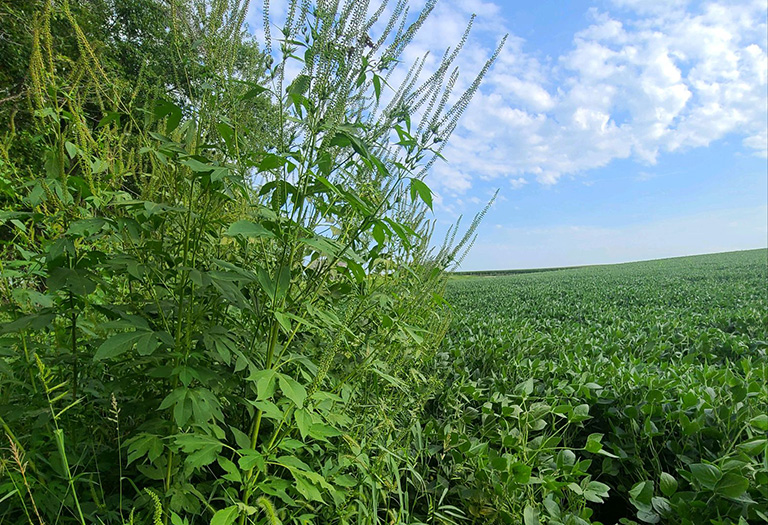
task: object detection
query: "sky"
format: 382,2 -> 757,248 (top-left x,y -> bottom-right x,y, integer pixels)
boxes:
249,0 -> 768,271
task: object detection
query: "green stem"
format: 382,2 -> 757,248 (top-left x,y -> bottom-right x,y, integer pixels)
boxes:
69,293 -> 78,400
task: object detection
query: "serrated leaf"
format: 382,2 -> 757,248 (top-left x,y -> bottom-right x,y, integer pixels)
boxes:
241,84 -> 268,100
251,400 -> 282,420
238,449 -> 264,472
217,456 -> 242,483
308,422 -> 341,442
249,369 -> 277,400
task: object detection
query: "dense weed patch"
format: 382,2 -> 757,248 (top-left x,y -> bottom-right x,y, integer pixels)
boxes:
0,1 -> 500,523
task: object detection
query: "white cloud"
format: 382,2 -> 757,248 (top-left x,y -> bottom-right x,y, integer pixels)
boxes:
248,0 -> 767,196
437,0 -> 768,190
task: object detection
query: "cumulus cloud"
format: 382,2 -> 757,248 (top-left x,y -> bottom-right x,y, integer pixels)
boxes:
247,0 -> 767,200
426,0 -> 767,195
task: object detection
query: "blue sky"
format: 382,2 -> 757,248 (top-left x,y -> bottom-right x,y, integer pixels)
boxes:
251,0 -> 768,271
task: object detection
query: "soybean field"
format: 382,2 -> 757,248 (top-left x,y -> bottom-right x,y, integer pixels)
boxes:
429,249 -> 768,524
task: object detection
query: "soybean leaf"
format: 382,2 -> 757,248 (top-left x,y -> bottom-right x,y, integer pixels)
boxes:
523,505 -> 540,525
659,472 -> 678,497
689,463 -> 721,490
585,433 -> 604,453
749,414 -> 768,431
715,473 -> 749,499
629,481 -> 654,506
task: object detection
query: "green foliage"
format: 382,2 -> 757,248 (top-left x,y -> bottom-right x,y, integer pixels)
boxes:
5,1 -> 761,524
0,0 -> 503,524
442,250 -> 768,524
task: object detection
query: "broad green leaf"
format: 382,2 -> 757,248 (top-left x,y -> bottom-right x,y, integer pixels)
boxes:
238,449 -> 264,472
293,474 -> 324,503
182,158 -> 213,173
749,414 -> 768,431
629,481 -> 654,506
510,462 -> 532,484
94,331 -> 148,360
308,423 -> 341,442
279,374 -> 307,407
226,220 -> 274,238
241,84 -> 268,100
175,434 -> 223,468
651,496 -> 672,515
155,99 -> 182,132
490,456 -> 507,471
570,404 -> 591,422
274,311 -> 291,332
276,455 -> 312,472
659,472 -> 678,497
258,154 -> 286,171
92,158 -> 109,174
689,463 -> 721,490
217,122 -> 234,150
523,505 -> 540,525
637,509 -> 660,524
585,433 -> 603,453
715,472 -> 749,499
249,369 -> 277,400
738,438 -> 767,456
217,456 -> 242,483
276,266 -> 291,299
210,505 -> 239,525
294,408 -> 313,440
136,331 -> 161,356
334,474 -> 357,487
251,400 -> 282,420
97,111 -> 121,128
65,141 -> 78,159
409,178 -> 433,210
48,267 -> 97,296
288,74 -> 311,96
